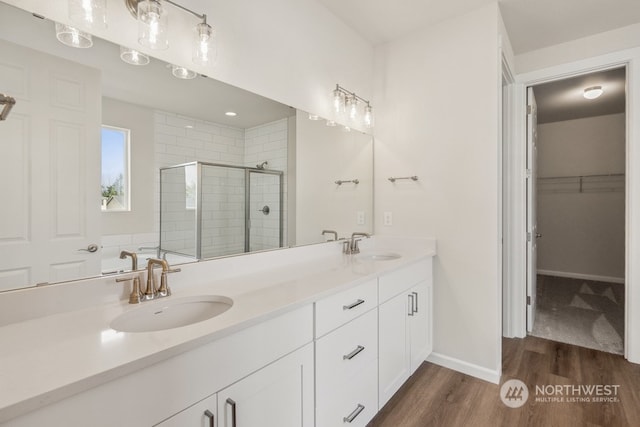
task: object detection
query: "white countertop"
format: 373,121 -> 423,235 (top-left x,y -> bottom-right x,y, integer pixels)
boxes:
0,237 -> 435,423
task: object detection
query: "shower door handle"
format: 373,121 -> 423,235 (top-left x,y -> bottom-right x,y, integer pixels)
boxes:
257,205 -> 270,215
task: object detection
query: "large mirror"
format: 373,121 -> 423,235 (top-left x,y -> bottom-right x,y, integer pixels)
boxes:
0,1 -> 373,292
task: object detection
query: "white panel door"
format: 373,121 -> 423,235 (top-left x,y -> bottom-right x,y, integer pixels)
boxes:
378,292 -> 411,408
526,86 -> 538,332
0,39 -> 101,290
409,281 -> 432,374
217,344 -> 314,427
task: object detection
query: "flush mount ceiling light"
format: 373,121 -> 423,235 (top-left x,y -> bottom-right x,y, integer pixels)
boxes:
55,22 -> 93,48
171,64 -> 197,79
331,84 -> 375,129
69,0 -> 107,30
225,111 -> 237,117
119,46 -> 150,65
583,86 -> 604,100
125,0 -> 215,66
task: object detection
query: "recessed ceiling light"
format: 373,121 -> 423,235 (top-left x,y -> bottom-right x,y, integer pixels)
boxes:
225,111 -> 237,117
583,86 -> 603,100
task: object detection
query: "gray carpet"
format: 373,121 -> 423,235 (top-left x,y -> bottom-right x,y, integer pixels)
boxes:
531,275 -> 625,354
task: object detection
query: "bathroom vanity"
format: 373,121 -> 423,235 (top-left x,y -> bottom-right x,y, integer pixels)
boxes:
0,237 -> 435,426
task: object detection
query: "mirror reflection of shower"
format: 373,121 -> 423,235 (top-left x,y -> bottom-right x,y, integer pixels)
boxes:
159,161 -> 284,260
256,160 -> 268,169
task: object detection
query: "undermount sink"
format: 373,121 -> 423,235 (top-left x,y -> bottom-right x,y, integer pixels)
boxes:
110,295 -> 233,333
355,252 -> 402,261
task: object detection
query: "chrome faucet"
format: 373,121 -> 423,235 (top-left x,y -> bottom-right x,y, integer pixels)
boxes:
321,229 -> 338,241
343,232 -> 370,254
119,250 -> 138,271
144,258 -> 181,300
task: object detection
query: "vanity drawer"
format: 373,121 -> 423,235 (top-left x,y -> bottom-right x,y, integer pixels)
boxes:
316,356 -> 378,427
316,308 -> 377,400
378,258 -> 432,303
315,278 -> 378,337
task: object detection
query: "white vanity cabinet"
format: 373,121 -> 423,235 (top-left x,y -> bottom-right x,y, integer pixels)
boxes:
3,305 -> 313,427
314,278 -> 378,427
378,259 -> 433,408
216,343 -> 314,427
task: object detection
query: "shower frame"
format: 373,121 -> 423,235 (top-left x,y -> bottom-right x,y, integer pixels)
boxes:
159,161 -> 284,259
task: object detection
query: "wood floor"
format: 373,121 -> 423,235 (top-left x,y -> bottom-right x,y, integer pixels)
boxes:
368,336 -> 640,427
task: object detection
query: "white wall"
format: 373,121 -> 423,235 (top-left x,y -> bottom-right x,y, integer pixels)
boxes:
516,23 -> 640,74
373,3 -> 503,381
537,114 -> 625,281
4,0 -> 374,129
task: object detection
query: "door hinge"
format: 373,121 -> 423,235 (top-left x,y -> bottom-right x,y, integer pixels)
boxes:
527,105 -> 533,115
526,169 -> 532,178
527,232 -> 531,242
527,296 -> 531,305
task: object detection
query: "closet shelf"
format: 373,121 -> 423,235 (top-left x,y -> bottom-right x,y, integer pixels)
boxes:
538,173 -> 625,194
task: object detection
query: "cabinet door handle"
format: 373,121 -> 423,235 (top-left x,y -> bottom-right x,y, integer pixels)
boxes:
412,291 -> 418,313
226,398 -> 237,427
408,293 -> 415,316
343,404 -> 365,423
343,299 -> 365,310
204,409 -> 214,427
343,345 -> 365,360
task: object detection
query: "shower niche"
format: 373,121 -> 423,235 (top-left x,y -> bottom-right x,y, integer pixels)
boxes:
160,161 -> 284,260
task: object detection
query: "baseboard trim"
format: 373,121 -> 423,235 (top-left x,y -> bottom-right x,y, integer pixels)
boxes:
537,269 -> 625,284
426,352 -> 500,384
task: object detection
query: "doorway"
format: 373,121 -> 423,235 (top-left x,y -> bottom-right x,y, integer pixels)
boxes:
526,67 -> 626,354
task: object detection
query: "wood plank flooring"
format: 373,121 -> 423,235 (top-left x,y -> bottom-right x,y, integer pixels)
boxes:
368,336 -> 640,427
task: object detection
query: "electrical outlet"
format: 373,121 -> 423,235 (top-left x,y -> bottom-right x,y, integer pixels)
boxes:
357,211 -> 365,225
383,211 -> 393,226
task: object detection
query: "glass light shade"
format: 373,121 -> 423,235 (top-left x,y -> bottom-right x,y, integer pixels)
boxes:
55,23 -> 93,48
346,95 -> 358,121
363,104 -> 375,128
583,86 -> 603,99
171,65 -> 197,79
332,88 -> 345,114
308,113 -> 320,120
69,0 -> 107,29
138,0 -> 168,50
193,22 -> 216,66
120,46 -> 150,65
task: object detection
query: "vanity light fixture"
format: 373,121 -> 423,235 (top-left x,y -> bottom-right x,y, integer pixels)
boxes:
583,86 -> 603,99
171,64 -> 197,79
55,22 -> 93,48
125,0 -> 216,66
69,0 -> 107,30
119,46 -> 150,65
331,84 -> 375,128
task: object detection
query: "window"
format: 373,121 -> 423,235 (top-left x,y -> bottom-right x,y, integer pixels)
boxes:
101,126 -> 130,211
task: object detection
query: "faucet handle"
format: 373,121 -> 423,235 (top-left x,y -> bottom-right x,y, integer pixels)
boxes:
115,276 -> 143,304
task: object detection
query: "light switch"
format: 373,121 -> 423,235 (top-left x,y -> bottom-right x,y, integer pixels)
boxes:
357,211 -> 365,225
383,211 -> 393,226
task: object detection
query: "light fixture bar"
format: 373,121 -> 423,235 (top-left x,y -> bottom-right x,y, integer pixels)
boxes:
334,84 -> 370,106
125,0 -> 205,21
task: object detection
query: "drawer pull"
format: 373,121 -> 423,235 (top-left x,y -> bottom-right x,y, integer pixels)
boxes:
343,299 -> 365,310
408,293 -> 415,316
343,345 -> 365,360
226,398 -> 237,427
343,404 -> 365,423
204,409 -> 214,427
412,291 -> 418,313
